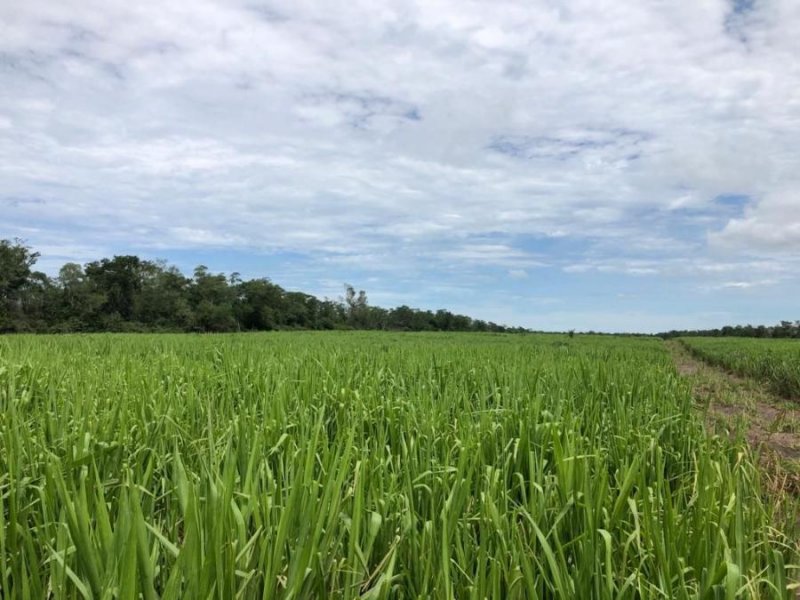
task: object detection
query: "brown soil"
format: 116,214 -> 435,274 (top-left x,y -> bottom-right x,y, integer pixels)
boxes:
668,341 -> 800,462
668,340 -> 800,579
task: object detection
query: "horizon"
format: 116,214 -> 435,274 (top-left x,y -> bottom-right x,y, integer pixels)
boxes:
10,240 -> 795,335
2,0 -> 799,333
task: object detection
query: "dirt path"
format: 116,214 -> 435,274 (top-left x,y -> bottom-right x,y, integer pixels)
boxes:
668,340 -> 800,463
668,340 -> 800,597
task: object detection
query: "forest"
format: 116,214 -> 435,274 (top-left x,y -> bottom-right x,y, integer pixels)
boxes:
0,238 -> 521,334
660,322 -> 800,339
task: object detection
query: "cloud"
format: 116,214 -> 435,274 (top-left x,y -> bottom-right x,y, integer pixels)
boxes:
489,128 -> 651,163
710,191 -> 800,253
1,0 -> 800,329
704,279 -> 779,291
724,280 -> 765,289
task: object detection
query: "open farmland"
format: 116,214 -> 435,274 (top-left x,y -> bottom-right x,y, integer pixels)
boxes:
0,333 -> 797,598
680,337 -> 800,399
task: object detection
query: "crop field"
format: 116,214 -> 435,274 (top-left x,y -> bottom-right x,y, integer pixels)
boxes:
681,337 -> 800,399
0,333 -> 797,598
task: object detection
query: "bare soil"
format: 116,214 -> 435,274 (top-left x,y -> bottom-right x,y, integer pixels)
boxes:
668,341 -> 800,462
668,340 -> 800,583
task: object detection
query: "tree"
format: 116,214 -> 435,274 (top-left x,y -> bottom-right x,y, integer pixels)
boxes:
51,263 -> 105,330
190,266 -> 237,331
284,291 -> 318,328
343,285 -> 369,328
389,305 -> 415,330
0,239 -> 525,334
84,255 -> 151,321
134,262 -> 193,329
434,309 -> 454,331
316,298 -> 345,329
0,239 -> 40,330
235,278 -> 284,330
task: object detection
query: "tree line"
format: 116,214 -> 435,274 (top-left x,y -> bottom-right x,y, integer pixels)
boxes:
0,239 -> 524,334
659,321 -> 800,339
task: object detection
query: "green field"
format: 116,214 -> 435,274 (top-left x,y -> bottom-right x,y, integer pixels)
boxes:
0,333 -> 796,598
681,337 -> 800,399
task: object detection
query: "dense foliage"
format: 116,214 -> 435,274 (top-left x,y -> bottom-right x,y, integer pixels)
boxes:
0,239 -> 519,333
681,336 -> 800,398
661,322 -> 800,339
1,333 -> 796,598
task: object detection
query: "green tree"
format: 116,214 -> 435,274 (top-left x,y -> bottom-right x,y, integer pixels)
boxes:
0,239 -> 40,330
54,263 -> 107,330
84,255 -> 152,322
235,278 -> 285,330
343,285 -> 369,328
134,262 -> 193,329
389,305 -> 415,330
190,266 -> 237,331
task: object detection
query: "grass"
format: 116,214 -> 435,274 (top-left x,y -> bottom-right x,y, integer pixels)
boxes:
0,332 -> 797,598
680,337 -> 800,399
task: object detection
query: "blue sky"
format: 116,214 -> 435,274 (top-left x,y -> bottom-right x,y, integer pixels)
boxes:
1,0 -> 799,332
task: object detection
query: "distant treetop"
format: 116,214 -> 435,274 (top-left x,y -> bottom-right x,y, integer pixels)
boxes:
0,238 -> 526,334
659,321 -> 800,339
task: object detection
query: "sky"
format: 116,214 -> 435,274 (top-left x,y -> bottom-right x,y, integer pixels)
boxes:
1,0 -> 799,333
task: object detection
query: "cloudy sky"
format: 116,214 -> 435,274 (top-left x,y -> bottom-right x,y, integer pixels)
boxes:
2,0 -> 799,332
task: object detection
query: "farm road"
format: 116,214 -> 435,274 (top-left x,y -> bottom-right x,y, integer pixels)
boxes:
668,340 -> 800,463
668,340 -> 800,596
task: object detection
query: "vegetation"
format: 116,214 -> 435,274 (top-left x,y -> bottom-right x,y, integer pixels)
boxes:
661,322 -> 800,340
1,332 -> 796,598
0,239 -> 520,334
681,337 -> 800,399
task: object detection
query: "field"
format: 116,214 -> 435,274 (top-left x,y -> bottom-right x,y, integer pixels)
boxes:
0,332 -> 797,598
680,337 -> 800,399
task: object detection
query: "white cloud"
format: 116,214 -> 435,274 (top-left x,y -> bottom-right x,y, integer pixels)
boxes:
697,278 -> 781,293
710,190 -> 800,253
2,0 -> 800,327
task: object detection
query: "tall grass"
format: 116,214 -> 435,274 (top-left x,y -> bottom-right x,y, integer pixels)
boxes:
680,337 -> 800,399
0,332 -> 796,598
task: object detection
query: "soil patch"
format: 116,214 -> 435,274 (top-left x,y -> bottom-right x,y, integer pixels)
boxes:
667,341 -> 800,462
667,340 -> 800,596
